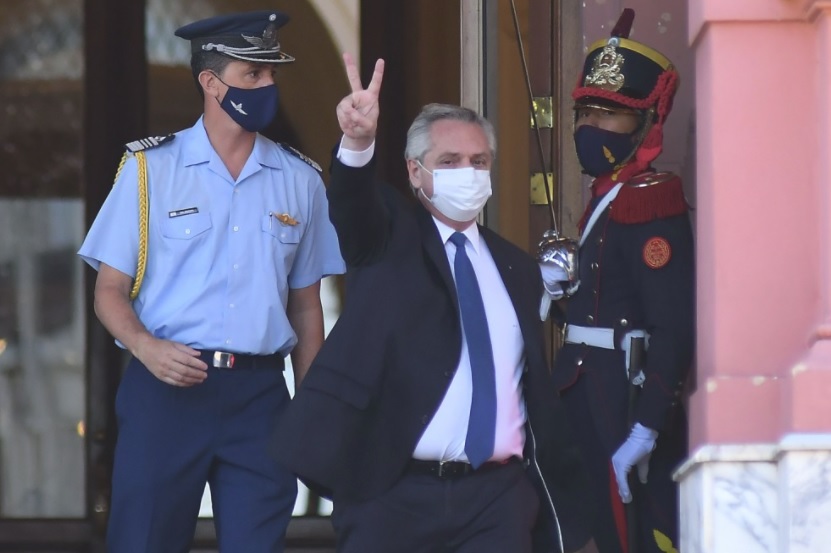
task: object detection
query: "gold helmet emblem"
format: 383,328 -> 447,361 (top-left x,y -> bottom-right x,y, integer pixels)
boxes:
585,41 -> 626,92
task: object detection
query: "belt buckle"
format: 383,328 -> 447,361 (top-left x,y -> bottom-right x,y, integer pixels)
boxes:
212,351 -> 235,369
436,461 -> 448,478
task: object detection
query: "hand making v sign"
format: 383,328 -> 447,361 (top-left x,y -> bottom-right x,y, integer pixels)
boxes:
336,53 -> 385,151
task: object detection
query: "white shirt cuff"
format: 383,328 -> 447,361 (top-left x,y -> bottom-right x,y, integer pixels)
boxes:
336,137 -> 375,168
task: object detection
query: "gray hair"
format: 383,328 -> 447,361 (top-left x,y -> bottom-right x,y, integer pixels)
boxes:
404,103 -> 497,161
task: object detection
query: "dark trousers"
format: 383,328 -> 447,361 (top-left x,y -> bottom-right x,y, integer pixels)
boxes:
331,459 -> 539,553
107,357 -> 297,553
561,374 -> 686,553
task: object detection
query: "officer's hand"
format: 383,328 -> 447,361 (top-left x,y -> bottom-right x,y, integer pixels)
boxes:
611,423 -> 658,503
337,52 -> 384,151
134,336 -> 208,387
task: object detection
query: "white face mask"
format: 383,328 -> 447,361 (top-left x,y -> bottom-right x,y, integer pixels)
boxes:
417,162 -> 492,222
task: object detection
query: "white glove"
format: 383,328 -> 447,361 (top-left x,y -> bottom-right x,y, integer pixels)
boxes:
538,263 -> 568,320
540,263 -> 569,299
611,423 -> 658,503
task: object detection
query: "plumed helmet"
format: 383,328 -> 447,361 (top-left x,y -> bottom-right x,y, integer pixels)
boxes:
572,9 -> 679,179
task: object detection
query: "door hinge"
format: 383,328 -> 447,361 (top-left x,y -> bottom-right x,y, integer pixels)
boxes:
530,172 -> 555,205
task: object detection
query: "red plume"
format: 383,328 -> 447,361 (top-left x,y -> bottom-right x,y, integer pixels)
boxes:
611,9 -> 635,39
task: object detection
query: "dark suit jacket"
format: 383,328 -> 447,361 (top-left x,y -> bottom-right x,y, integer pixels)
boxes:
274,157 -> 589,552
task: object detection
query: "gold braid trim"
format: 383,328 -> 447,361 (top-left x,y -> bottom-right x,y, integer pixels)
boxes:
112,151 -> 149,300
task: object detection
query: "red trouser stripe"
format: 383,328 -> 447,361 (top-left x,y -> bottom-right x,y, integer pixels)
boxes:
609,462 -> 629,553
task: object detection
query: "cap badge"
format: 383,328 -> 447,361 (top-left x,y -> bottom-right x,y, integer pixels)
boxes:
243,22 -> 279,50
585,43 -> 625,92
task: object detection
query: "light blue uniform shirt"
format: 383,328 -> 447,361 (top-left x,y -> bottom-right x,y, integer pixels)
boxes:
79,118 -> 345,355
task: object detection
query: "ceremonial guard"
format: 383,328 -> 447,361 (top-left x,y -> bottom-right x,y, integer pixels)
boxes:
539,9 -> 694,553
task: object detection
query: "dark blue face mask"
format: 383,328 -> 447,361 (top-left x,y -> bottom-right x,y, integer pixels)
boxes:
215,76 -> 280,133
574,125 -> 638,178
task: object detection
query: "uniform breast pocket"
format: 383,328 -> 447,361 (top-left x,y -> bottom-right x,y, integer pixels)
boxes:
161,212 -> 212,240
261,214 -> 302,244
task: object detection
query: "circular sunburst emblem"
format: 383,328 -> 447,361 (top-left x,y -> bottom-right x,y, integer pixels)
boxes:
643,237 -> 671,269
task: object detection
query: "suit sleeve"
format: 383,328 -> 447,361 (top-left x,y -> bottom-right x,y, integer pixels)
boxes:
327,155 -> 391,267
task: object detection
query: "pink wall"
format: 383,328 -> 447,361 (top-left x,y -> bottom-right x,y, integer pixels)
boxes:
691,1 -> 831,449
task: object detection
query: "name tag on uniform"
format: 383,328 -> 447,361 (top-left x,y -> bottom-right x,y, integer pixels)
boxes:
169,207 -> 199,218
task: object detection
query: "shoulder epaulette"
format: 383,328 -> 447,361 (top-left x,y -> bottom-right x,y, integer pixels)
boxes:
125,134 -> 175,154
610,171 -> 689,224
281,143 -> 322,172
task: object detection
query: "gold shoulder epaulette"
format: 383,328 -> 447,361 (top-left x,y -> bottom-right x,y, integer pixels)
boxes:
281,143 -> 322,172
125,134 -> 175,153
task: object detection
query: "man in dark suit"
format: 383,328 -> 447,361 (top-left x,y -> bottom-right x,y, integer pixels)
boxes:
273,54 -> 590,553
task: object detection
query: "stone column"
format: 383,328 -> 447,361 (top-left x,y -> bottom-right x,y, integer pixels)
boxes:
680,1 -> 831,550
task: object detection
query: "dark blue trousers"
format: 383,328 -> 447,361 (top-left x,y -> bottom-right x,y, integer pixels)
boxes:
107,356 -> 297,553
331,460 -> 539,553
561,373 -> 686,553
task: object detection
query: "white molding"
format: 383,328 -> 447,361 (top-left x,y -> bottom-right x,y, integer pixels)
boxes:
460,0 -> 484,113
306,0 -> 360,59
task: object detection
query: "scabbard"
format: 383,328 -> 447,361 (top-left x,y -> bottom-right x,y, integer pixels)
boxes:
626,336 -> 646,553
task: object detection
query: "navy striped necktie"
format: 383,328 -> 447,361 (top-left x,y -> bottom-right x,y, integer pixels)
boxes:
449,232 -> 496,468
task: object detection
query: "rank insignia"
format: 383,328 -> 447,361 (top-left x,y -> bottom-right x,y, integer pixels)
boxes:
643,237 -> 671,269
125,134 -> 175,153
282,143 -> 322,172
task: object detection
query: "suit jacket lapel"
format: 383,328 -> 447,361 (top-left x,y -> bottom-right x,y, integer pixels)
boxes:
481,227 -> 538,348
415,206 -> 458,304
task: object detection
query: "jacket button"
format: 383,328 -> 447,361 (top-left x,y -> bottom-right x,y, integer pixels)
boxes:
586,315 -> 594,324
421,415 -> 429,425
575,357 -> 583,366
596,237 -> 604,246
620,318 -> 629,327
591,262 -> 599,271
444,370 -> 454,378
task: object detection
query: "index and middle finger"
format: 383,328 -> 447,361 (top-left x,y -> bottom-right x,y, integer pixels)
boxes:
343,52 -> 385,98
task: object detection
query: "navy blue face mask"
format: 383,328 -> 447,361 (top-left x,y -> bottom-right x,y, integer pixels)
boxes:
574,125 -> 638,178
214,75 -> 280,133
